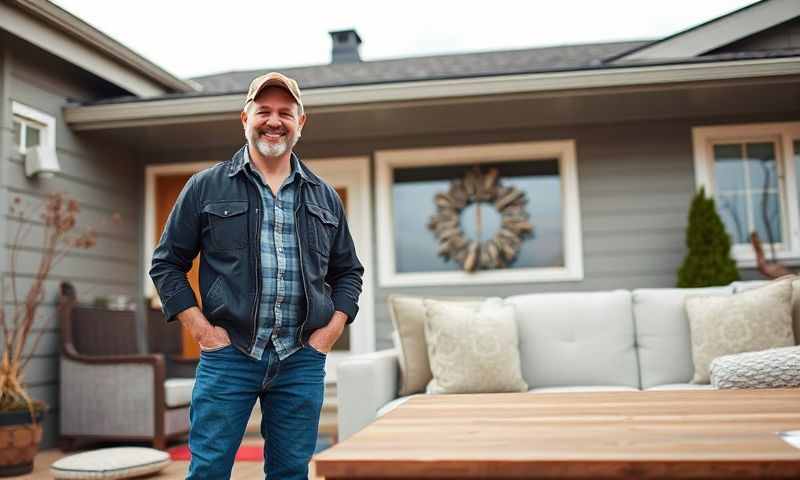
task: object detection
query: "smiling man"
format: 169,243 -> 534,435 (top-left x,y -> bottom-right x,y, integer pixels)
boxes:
149,72 -> 364,479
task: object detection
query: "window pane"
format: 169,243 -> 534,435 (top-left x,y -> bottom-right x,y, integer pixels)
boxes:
25,126 -> 41,148
12,120 -> 21,147
751,191 -> 782,244
713,144 -> 745,192
746,142 -> 777,190
392,160 -> 563,273
715,193 -> 748,244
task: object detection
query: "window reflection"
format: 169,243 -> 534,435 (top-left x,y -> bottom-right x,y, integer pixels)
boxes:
392,160 -> 564,273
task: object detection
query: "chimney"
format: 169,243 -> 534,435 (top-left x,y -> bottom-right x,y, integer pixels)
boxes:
329,29 -> 362,64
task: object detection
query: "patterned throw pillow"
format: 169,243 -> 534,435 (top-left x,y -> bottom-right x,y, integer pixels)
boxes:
422,297 -> 528,394
710,346 -> 800,389
389,295 -> 483,396
686,277 -> 795,384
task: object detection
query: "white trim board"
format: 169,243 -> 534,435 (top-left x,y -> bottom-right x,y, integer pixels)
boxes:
692,121 -> 800,266
375,140 -> 584,287
618,0 -> 800,61
64,57 -> 800,129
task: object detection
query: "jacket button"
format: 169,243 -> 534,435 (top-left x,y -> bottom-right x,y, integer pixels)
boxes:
224,210 -> 229,215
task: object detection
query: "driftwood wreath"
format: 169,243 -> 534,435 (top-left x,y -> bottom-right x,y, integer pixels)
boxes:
427,167 -> 533,272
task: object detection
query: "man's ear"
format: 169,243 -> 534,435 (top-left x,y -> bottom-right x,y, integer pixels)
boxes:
240,109 -> 248,130
298,112 -> 307,131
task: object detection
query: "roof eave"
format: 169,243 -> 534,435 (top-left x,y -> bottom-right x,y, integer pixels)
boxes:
9,0 -> 195,94
64,56 -> 800,130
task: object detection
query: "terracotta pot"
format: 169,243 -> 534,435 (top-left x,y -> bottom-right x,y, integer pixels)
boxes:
0,409 -> 45,477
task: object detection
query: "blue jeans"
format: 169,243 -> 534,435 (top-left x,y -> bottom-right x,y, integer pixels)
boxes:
186,343 -> 326,479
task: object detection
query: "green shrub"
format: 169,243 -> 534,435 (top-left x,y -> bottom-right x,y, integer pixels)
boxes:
677,187 -> 740,287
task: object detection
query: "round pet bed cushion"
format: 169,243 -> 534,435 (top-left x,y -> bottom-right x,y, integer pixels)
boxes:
50,447 -> 170,479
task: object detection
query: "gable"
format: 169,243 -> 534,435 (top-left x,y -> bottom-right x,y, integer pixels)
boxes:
708,15 -> 800,54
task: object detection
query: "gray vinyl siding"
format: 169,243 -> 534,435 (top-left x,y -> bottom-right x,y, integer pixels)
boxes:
1,37 -> 140,448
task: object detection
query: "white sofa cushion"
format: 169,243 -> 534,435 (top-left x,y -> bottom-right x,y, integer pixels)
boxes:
632,286 -> 732,389
50,447 -> 170,479
164,378 -> 194,407
686,277 -> 795,384
506,290 -> 639,389
528,386 -> 638,394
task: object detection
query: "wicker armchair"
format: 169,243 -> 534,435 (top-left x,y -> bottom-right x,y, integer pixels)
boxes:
57,283 -> 196,450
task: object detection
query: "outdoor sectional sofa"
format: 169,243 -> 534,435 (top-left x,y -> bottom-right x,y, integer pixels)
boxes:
337,281 -> 800,441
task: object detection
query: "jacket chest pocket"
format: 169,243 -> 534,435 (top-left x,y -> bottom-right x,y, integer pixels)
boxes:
203,201 -> 249,251
306,204 -> 338,256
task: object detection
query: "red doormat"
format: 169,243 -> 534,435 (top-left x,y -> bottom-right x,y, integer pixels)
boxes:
168,435 -> 333,462
168,443 -> 265,462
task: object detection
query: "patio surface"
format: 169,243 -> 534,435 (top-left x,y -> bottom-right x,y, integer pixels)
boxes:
27,438 -> 322,479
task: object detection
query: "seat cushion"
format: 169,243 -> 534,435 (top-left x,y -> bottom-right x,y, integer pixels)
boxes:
528,385 -> 639,394
506,290 -> 639,389
50,447 -> 170,479
646,383 -> 714,391
164,378 -> 194,407
632,286 -> 732,389
686,277 -> 795,384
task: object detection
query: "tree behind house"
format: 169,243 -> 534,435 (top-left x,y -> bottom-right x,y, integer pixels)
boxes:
677,187 -> 740,287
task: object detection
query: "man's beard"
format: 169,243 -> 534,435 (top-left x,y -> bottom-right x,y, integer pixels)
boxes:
246,126 -> 300,158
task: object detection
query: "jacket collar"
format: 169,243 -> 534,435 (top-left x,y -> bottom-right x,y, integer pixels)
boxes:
228,144 -> 318,185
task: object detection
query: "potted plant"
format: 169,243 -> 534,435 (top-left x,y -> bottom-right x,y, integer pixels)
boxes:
0,193 -> 101,476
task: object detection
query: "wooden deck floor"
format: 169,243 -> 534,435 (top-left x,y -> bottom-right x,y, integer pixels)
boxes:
26,437 -> 322,479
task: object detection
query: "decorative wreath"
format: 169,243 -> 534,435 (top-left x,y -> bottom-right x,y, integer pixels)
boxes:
427,167 -> 533,272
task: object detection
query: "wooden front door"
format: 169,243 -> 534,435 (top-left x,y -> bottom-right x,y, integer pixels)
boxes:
154,174 -> 201,358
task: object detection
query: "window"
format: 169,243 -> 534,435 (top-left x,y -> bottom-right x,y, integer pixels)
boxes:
11,102 -> 55,155
693,122 -> 800,265
375,140 -> 583,287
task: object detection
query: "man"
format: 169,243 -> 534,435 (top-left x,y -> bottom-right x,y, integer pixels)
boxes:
149,72 -> 364,479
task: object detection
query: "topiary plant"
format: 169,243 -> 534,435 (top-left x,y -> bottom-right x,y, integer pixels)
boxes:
677,187 -> 740,287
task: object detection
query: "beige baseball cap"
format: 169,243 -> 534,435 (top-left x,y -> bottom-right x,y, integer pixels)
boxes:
243,72 -> 303,111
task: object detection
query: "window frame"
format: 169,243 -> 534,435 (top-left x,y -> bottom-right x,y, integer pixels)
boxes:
11,101 -> 56,155
692,122 -> 800,267
375,140 -> 584,287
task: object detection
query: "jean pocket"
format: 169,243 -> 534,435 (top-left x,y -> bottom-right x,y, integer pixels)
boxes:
306,345 -> 327,357
200,343 -> 233,354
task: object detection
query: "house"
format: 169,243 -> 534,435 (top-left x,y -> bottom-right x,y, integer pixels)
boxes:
1,0 -> 799,447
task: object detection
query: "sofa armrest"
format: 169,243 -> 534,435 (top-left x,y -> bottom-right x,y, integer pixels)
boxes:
336,348 -> 400,441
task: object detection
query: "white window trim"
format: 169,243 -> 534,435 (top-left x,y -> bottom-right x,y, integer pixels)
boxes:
11,101 -> 55,154
692,121 -> 800,267
375,140 -> 584,287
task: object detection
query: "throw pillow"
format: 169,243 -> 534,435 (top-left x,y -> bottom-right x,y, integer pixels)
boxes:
388,295 -> 483,396
686,277 -> 795,384
733,276 -> 800,345
710,346 -> 800,389
422,297 -> 528,394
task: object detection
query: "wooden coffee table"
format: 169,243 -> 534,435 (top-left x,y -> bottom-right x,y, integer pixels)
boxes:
314,389 -> 800,479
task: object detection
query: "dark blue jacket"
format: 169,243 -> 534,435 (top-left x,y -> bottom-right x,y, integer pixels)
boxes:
149,146 -> 364,354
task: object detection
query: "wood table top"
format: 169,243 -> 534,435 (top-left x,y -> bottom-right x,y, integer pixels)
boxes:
314,389 -> 800,479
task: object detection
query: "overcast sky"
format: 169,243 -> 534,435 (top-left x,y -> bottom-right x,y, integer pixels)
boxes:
52,0 -> 760,80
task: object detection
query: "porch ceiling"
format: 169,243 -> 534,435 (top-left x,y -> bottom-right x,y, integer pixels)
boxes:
76,76 -> 800,153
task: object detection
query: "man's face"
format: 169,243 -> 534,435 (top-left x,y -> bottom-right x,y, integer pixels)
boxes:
241,86 -> 306,159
